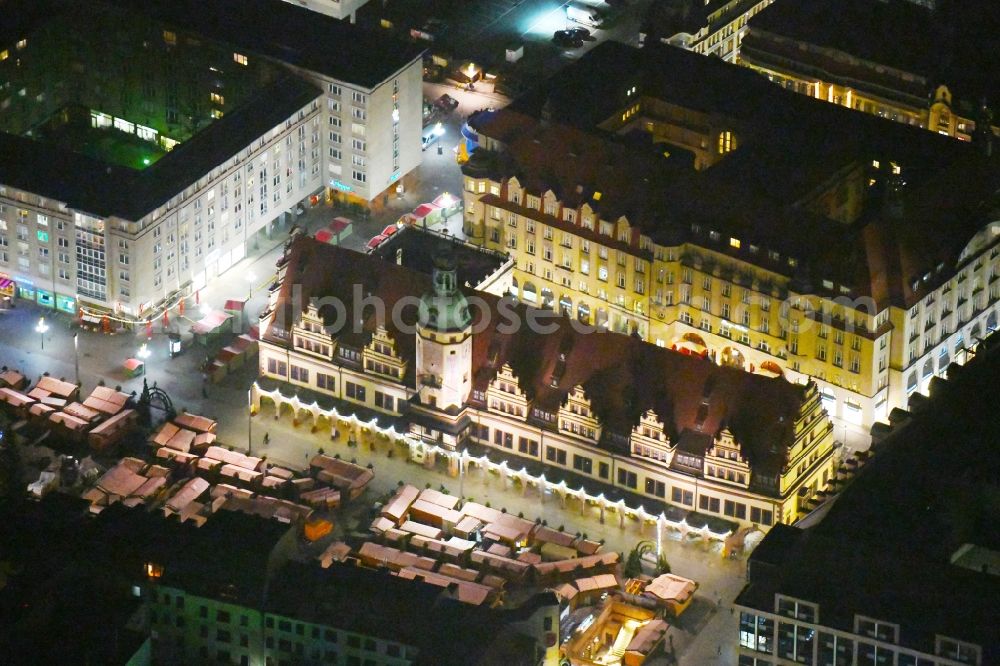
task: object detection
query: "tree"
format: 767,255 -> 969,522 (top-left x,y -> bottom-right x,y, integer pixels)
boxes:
656,554 -> 671,576
624,540 -> 656,578
623,548 -> 643,579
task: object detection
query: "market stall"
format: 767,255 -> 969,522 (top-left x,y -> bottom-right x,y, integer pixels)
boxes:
191,311 -> 233,346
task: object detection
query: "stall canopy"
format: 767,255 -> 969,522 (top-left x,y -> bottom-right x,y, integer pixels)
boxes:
381,224 -> 399,236
123,358 -> 144,378
366,235 -> 388,250
191,311 -> 233,335
223,300 -> 246,313
413,203 -> 440,219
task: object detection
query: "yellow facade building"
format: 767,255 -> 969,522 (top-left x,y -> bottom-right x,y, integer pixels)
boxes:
461,42 -> 1000,441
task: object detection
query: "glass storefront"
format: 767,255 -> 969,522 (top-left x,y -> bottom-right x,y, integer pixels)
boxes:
56,294 -> 77,314
36,289 -> 55,308
18,286 -> 36,302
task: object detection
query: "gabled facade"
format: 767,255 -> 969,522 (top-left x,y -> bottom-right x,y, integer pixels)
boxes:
258,238 -> 838,531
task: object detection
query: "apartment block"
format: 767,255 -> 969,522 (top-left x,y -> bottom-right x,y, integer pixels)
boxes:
0,0 -> 424,316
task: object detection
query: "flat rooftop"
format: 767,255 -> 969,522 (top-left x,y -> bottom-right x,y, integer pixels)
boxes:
108,0 -> 426,89
0,0 -> 321,220
371,226 -> 509,289
0,2 -> 286,170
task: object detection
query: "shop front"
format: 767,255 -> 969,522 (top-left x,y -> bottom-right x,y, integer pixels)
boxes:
35,288 -> 55,309
56,294 -> 76,314
0,275 -> 15,302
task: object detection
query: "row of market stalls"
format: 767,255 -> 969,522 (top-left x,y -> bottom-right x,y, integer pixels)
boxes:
76,409 -> 375,533
0,370 -> 137,453
364,194 -> 461,252
123,414 -> 376,525
201,333 -> 258,384
356,483 -> 618,607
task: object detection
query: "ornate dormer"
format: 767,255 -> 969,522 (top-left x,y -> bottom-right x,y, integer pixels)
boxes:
486,363 -> 528,418
292,302 -> 334,359
614,216 -> 632,244
363,325 -> 407,381
541,189 -> 559,217
704,427 -> 750,487
631,409 -> 672,465
558,385 -> 600,441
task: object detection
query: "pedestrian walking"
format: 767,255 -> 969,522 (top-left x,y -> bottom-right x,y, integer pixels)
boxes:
717,645 -> 722,655
263,432 -> 270,446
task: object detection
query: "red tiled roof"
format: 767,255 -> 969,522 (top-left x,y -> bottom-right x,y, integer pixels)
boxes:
269,239 -> 809,475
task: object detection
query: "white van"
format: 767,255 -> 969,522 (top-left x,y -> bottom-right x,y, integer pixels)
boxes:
566,1 -> 603,27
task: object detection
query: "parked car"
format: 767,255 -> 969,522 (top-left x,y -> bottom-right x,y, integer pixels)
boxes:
552,30 -> 584,48
567,27 -> 594,40
435,93 -> 459,111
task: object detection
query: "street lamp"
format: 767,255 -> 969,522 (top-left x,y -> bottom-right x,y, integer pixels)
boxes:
247,387 -> 253,456
74,333 -> 80,388
35,317 -> 49,351
246,272 -> 256,301
137,343 -> 151,377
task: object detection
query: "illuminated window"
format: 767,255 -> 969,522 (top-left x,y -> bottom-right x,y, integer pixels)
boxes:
210,109 -> 223,119
163,30 -> 176,45
16,39 -> 27,50
718,131 -> 733,154
233,52 -> 248,66
729,237 -> 741,249
210,92 -> 224,105
145,562 -> 164,579
0,50 -> 8,61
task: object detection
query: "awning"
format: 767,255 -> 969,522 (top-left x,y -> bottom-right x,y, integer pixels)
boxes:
0,278 -> 12,289
366,235 -> 388,250
315,228 -> 335,244
381,224 -> 399,236
223,299 -> 246,312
